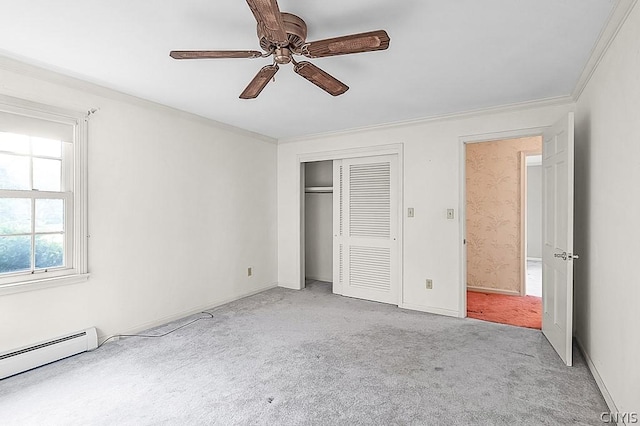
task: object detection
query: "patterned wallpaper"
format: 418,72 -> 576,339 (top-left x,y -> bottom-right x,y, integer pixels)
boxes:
466,137 -> 541,294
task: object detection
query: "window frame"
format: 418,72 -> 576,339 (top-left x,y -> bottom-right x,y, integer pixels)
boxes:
0,95 -> 89,295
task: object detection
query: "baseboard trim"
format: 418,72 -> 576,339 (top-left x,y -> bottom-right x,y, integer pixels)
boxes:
305,276 -> 332,283
467,286 -> 520,296
575,336 -> 621,422
97,282 -> 278,343
400,302 -> 460,318
278,282 -> 302,290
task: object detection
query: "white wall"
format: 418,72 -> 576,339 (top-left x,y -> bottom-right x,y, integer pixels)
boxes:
304,161 -> 333,282
526,164 -> 542,259
0,58 -> 278,352
574,2 -> 640,414
278,102 -> 574,317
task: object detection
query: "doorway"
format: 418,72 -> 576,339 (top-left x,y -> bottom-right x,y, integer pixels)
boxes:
525,154 -> 543,298
464,136 -> 543,329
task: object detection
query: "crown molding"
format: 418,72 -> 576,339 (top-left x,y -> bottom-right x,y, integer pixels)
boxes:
278,95 -> 574,144
0,53 -> 277,145
572,0 -> 639,101
4,0 -> 633,148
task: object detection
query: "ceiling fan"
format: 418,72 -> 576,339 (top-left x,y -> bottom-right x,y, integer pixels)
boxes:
169,0 -> 390,99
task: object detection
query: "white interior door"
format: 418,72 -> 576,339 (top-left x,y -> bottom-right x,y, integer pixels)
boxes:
542,112 -> 575,366
333,155 -> 399,305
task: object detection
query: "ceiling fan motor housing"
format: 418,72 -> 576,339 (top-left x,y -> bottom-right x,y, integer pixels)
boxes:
259,12 -> 308,53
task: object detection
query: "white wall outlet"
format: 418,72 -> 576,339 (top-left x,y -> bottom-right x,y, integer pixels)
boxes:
447,209 -> 455,220
247,267 -> 252,277
426,279 -> 433,289
408,207 -> 415,218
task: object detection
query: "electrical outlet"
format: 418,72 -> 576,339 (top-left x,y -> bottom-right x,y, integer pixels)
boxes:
247,267 -> 252,277
425,279 -> 433,289
447,209 -> 455,220
408,207 -> 415,218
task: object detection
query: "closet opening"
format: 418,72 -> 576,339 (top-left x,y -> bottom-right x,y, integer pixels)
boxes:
298,145 -> 403,303
303,160 -> 334,292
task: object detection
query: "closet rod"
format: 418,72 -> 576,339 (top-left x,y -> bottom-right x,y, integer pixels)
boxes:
305,186 -> 333,193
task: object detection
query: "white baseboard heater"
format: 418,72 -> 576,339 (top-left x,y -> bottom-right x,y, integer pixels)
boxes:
0,327 -> 97,380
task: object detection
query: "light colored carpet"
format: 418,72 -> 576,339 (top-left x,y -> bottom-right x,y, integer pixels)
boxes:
0,281 -> 607,425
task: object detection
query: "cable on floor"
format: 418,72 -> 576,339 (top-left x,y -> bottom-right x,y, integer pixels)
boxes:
92,311 -> 214,350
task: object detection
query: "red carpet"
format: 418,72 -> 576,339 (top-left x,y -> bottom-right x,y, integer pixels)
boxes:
467,291 -> 541,329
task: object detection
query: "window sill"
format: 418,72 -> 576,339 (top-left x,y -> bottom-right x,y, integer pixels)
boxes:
0,273 -> 90,296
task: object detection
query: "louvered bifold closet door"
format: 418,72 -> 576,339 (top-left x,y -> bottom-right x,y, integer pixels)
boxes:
334,155 -> 399,305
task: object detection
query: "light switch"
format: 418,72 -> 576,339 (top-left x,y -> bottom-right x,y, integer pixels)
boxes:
408,208 -> 415,218
447,209 -> 455,219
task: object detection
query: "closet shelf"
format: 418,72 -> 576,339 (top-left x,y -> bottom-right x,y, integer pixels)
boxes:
305,186 -> 333,193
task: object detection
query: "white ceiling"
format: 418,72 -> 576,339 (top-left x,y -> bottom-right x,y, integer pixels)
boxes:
0,0 -> 616,140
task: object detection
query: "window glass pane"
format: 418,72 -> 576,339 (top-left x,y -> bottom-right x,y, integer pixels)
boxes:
0,198 -> 31,235
0,153 -> 30,190
0,235 -> 32,273
32,137 -> 62,158
35,199 -> 64,233
35,234 -> 64,269
0,132 -> 29,154
33,158 -> 61,191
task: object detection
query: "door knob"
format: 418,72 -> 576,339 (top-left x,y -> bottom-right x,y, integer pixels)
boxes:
554,252 -> 568,260
554,252 -> 580,261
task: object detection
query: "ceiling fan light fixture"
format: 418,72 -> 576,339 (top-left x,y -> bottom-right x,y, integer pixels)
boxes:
274,47 -> 292,64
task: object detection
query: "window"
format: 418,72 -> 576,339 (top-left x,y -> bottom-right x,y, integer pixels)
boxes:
0,95 -> 88,293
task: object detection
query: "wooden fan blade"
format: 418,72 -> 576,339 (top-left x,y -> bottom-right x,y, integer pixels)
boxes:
170,50 -> 263,59
293,61 -> 349,96
246,0 -> 288,45
240,64 -> 279,99
302,30 -> 390,58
